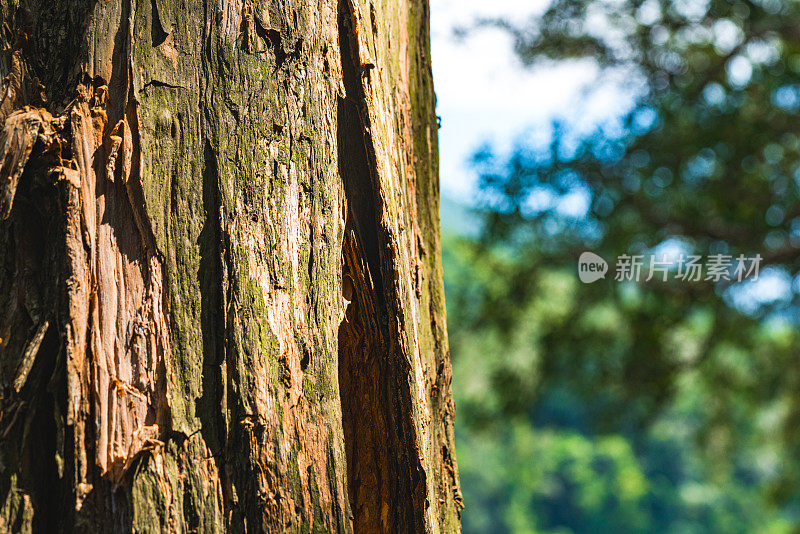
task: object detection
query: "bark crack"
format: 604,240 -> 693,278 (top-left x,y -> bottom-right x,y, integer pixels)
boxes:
139,79 -> 186,93
336,1 -> 428,531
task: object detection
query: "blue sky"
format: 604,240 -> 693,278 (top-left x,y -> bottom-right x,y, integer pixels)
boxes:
430,0 -> 637,203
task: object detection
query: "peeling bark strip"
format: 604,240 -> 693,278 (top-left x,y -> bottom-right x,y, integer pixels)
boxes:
0,108 -> 52,219
0,78 -> 173,483
66,87 -> 172,483
0,0 -> 460,531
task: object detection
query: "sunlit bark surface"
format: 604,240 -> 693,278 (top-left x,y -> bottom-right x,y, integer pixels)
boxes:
0,0 -> 461,531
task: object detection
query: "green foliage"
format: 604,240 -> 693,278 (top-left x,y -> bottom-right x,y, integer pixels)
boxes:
445,0 -> 800,531
446,230 -> 800,533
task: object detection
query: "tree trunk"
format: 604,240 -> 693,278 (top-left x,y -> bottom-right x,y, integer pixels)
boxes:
0,0 -> 461,531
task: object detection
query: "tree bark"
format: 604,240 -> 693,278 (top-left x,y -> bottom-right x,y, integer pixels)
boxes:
0,0 -> 462,531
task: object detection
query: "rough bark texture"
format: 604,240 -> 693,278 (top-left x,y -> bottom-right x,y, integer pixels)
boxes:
0,0 -> 461,532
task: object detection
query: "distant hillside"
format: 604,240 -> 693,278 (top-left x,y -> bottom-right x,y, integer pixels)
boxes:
440,195 -> 481,237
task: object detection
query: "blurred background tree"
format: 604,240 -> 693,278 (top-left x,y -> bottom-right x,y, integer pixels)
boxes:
443,0 -> 800,531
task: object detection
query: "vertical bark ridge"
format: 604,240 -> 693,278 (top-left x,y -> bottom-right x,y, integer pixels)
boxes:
336,1 -> 428,531
337,0 -> 464,531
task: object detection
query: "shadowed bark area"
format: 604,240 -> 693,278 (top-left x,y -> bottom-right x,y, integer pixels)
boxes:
0,0 -> 461,531
338,226 -> 394,532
